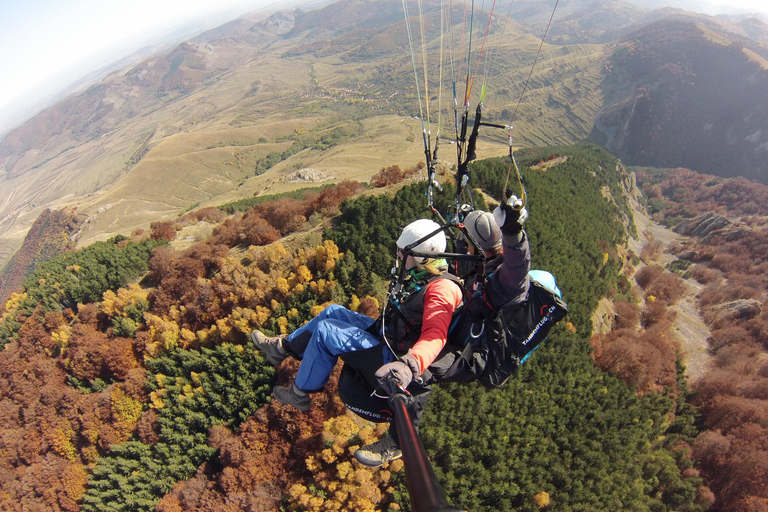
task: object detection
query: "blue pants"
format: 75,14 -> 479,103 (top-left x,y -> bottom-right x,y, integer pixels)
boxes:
285,304 -> 390,391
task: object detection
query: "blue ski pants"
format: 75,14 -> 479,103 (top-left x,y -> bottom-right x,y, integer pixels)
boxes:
285,304 -> 392,391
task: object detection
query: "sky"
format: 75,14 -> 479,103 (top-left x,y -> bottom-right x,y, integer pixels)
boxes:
0,0 -> 767,136
0,0 -> 286,135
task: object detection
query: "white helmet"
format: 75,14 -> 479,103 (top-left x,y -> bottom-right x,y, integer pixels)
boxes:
396,219 -> 446,261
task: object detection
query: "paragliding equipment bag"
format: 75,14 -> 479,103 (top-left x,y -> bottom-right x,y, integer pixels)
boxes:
450,273 -> 568,389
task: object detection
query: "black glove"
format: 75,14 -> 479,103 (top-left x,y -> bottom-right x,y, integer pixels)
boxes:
493,195 -> 528,235
375,353 -> 421,393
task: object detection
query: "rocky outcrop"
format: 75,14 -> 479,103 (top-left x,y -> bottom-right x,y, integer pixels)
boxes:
673,212 -> 731,237
705,299 -> 763,325
263,11 -> 295,34
283,169 -> 332,183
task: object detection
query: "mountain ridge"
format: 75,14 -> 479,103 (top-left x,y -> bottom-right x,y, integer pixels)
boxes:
590,17 -> 768,183
1,0 -> 767,273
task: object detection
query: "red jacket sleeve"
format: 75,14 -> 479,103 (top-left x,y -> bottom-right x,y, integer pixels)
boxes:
408,278 -> 464,374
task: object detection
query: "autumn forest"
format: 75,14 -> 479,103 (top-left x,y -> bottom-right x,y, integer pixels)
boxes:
0,143 -> 766,511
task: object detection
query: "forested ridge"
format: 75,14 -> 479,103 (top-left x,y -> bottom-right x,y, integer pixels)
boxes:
0,143 -> 715,511
0,208 -> 83,305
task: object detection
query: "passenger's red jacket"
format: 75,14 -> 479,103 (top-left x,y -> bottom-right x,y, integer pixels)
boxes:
408,231 -> 531,375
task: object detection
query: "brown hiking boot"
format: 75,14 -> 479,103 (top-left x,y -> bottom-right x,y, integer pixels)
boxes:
250,330 -> 288,366
272,383 -> 311,412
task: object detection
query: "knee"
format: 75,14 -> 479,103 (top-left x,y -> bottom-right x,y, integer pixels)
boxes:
312,322 -> 338,349
322,304 -> 345,316
314,304 -> 343,321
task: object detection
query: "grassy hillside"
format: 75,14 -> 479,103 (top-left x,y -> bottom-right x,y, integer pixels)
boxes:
0,0 -> 611,273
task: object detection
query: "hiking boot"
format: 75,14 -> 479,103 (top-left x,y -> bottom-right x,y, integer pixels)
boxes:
272,383 -> 311,412
250,330 -> 288,366
354,434 -> 402,468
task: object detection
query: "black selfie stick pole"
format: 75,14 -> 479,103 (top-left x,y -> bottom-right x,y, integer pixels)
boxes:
387,378 -> 465,512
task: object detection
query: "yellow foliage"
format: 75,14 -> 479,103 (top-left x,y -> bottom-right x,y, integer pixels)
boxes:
111,386 -> 143,424
337,461 -> 354,481
323,415 -> 359,442
100,290 -> 120,318
50,426 -> 77,462
534,491 -> 551,508
180,328 -> 197,348
289,414 -> 400,512
647,295 -> 656,303
144,314 -> 180,357
306,455 -> 321,472
349,497 -> 377,512
276,277 -> 290,296
61,463 -> 88,503
51,325 -> 71,352
292,283 -> 305,295
167,305 -> 183,323
295,264 -> 313,284
349,294 -> 361,312
1,292 -> 27,323
320,448 -> 337,464
150,389 -> 166,409
603,252 -> 610,266
215,318 -> 235,342
289,483 -> 308,502
287,308 -> 299,319
325,499 -> 343,511
196,329 -> 211,346
566,321 -> 577,333
100,284 -> 149,319
354,467 -> 375,487
277,316 -> 289,335
182,384 -> 195,398
315,239 -> 341,273
357,424 -> 377,445
257,243 -> 288,271
82,445 -> 99,464
82,426 -> 98,445
254,305 -> 272,327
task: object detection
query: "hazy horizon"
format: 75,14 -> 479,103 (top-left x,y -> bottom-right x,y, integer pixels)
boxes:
0,0 -> 295,138
0,0 -> 766,139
